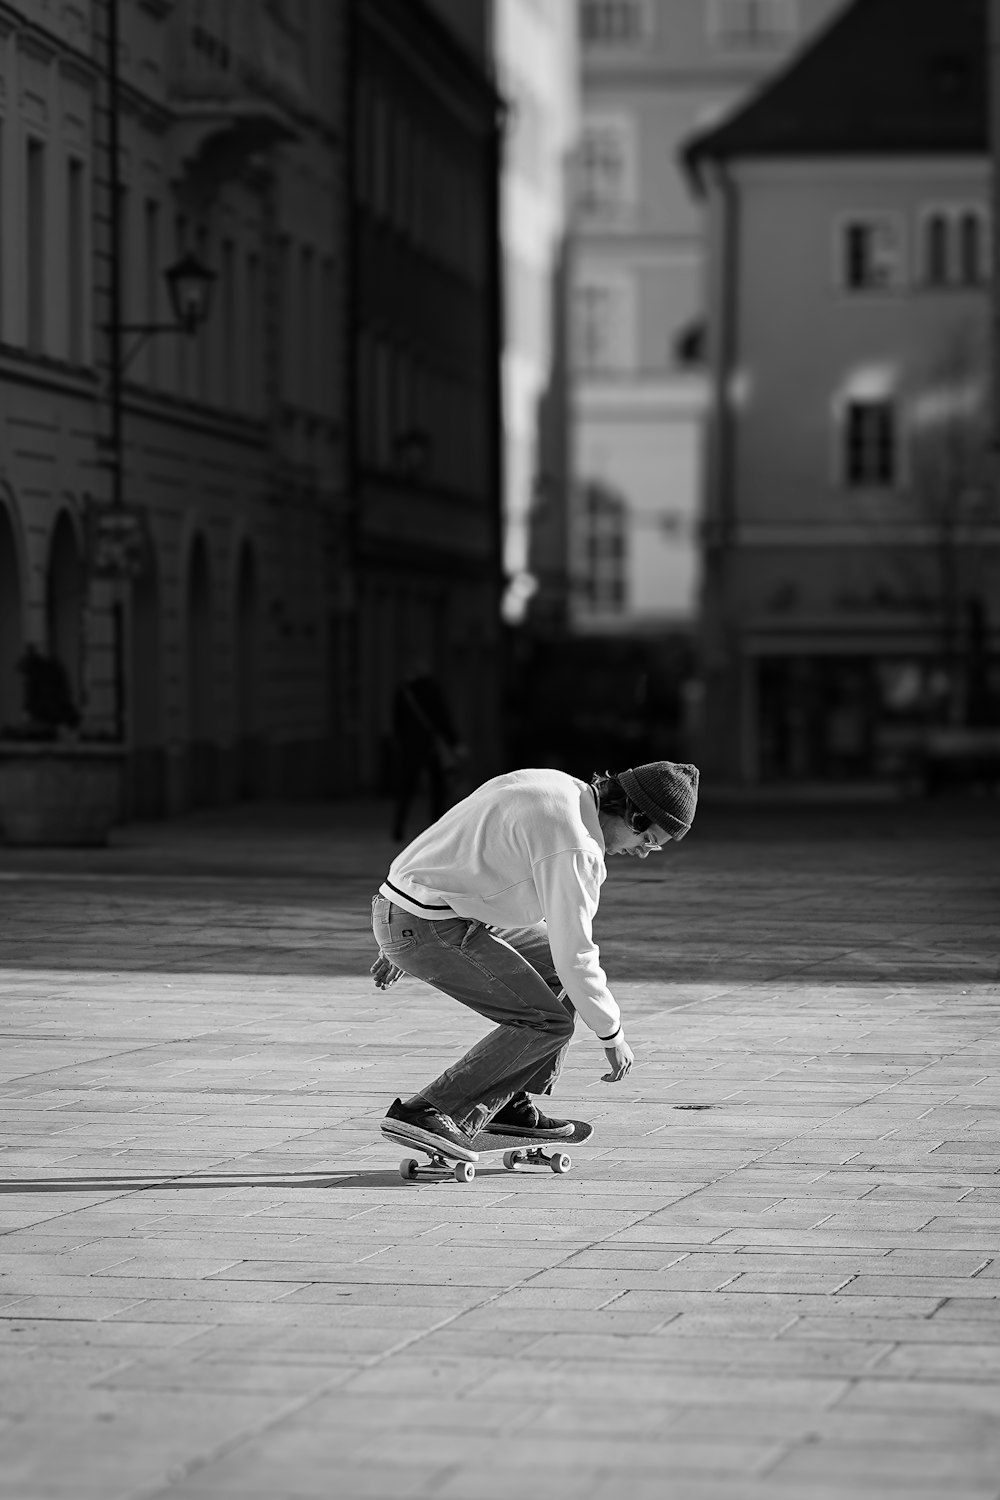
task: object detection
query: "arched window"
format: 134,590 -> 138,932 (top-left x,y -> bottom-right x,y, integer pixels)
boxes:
958,211 -> 984,285
46,512 -> 85,710
0,504 -> 23,728
186,535 -> 213,742
924,213 -> 949,285
235,541 -> 261,799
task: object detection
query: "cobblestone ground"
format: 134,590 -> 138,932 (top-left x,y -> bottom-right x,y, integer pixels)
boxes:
0,793 -> 998,1500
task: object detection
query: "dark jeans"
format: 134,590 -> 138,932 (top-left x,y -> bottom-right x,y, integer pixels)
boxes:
371,895 -> 576,1135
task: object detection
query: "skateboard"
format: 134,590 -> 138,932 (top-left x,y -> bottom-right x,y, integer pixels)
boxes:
381,1119 -> 594,1183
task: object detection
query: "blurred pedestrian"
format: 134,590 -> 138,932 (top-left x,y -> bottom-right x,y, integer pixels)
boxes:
370,759 -> 700,1161
390,663 -> 467,842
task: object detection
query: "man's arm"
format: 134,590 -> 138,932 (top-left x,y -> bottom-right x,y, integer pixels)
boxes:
533,850 -> 634,1082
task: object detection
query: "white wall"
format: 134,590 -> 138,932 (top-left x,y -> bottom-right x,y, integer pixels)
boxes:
496,0 -> 579,621
730,159 -> 992,529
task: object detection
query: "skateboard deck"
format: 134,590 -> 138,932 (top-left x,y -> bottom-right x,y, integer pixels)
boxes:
382,1119 -> 594,1183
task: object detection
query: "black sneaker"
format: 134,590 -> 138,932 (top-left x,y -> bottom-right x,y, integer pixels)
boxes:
380,1098 -> 479,1162
484,1093 -> 574,1139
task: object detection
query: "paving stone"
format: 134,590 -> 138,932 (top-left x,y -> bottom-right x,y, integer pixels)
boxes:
1,797 -> 998,1498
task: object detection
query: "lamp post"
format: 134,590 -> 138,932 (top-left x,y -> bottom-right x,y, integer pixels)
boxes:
99,0 -> 216,744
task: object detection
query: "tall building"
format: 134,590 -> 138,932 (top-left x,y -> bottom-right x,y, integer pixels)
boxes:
559,0 -> 844,638
0,0 -> 348,822
685,0 -> 1000,784
345,0 -> 506,794
493,0 -> 580,625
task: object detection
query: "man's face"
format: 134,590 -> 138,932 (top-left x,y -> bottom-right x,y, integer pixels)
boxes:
604,817 -> 674,859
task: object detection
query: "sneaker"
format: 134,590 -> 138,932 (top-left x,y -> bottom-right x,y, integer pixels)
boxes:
484,1093 -> 574,1139
380,1098 -> 479,1162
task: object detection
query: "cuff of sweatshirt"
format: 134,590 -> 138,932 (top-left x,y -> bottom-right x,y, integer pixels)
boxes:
598,1024 -> 626,1048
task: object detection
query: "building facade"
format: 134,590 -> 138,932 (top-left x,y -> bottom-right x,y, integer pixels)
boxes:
346,0 -> 505,794
686,0 -> 1000,783
0,0 -> 348,818
492,0 -> 580,626
561,0 -> 844,637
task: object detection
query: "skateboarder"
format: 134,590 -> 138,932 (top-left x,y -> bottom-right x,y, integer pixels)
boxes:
371,760 -> 700,1161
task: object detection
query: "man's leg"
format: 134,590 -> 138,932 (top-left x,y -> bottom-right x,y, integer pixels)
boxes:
372,899 -> 573,1138
487,922 -> 575,1099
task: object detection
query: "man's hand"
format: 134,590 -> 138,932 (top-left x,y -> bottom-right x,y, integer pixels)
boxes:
602,1038 -> 635,1082
370,953 -> 404,991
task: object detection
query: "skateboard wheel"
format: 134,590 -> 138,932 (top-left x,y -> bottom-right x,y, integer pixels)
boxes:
453,1160 -> 475,1183
502,1150 -> 522,1171
399,1157 -> 419,1180
550,1153 -> 572,1175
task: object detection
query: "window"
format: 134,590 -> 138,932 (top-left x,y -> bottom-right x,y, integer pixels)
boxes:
844,399 -> 896,487
245,251 -> 260,412
195,225 -> 210,401
221,238 -> 236,407
117,185 -> 131,331
920,204 -> 990,287
708,0 -> 797,49
373,94 -> 389,220
577,118 -> 631,219
579,0 -> 650,45
573,274 -> 632,373
143,200 -> 160,385
299,244 -> 314,406
579,483 -> 627,612
174,215 -> 190,396
839,216 -> 904,292
958,211 -> 984,284
66,159 -> 86,365
321,255 -> 336,409
26,139 -> 46,352
925,212 -> 949,286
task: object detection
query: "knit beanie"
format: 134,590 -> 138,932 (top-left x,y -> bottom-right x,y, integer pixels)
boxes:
618,760 -> 700,840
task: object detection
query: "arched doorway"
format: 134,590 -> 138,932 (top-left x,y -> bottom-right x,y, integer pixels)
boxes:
0,505 -> 23,729
235,541 -> 262,797
46,511 -> 85,715
129,556 -> 163,817
186,535 -> 215,806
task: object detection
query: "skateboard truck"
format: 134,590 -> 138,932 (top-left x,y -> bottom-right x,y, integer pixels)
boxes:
396,1144 -> 573,1182
382,1120 -> 592,1184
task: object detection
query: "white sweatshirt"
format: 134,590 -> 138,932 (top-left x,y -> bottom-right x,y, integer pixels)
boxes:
379,768 -> 624,1045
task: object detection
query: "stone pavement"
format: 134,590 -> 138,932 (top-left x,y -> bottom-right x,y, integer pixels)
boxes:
0,792 -> 999,1500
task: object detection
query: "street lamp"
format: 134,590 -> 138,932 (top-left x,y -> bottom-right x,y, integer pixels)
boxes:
117,250 -> 217,371
164,251 -> 217,333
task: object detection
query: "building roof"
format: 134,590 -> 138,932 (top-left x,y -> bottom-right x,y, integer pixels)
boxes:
683,0 -> 987,183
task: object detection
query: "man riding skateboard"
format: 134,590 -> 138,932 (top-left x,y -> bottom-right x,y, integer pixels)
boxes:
371,760 -> 700,1162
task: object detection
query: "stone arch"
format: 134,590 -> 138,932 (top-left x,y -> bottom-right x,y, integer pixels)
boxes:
131,548 -> 162,747
0,496 -> 25,729
45,508 -> 86,711
235,538 -> 262,796
128,539 -> 164,817
185,532 -> 215,804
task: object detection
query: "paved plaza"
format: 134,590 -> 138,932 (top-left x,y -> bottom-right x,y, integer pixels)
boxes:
1,791 -> 999,1500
